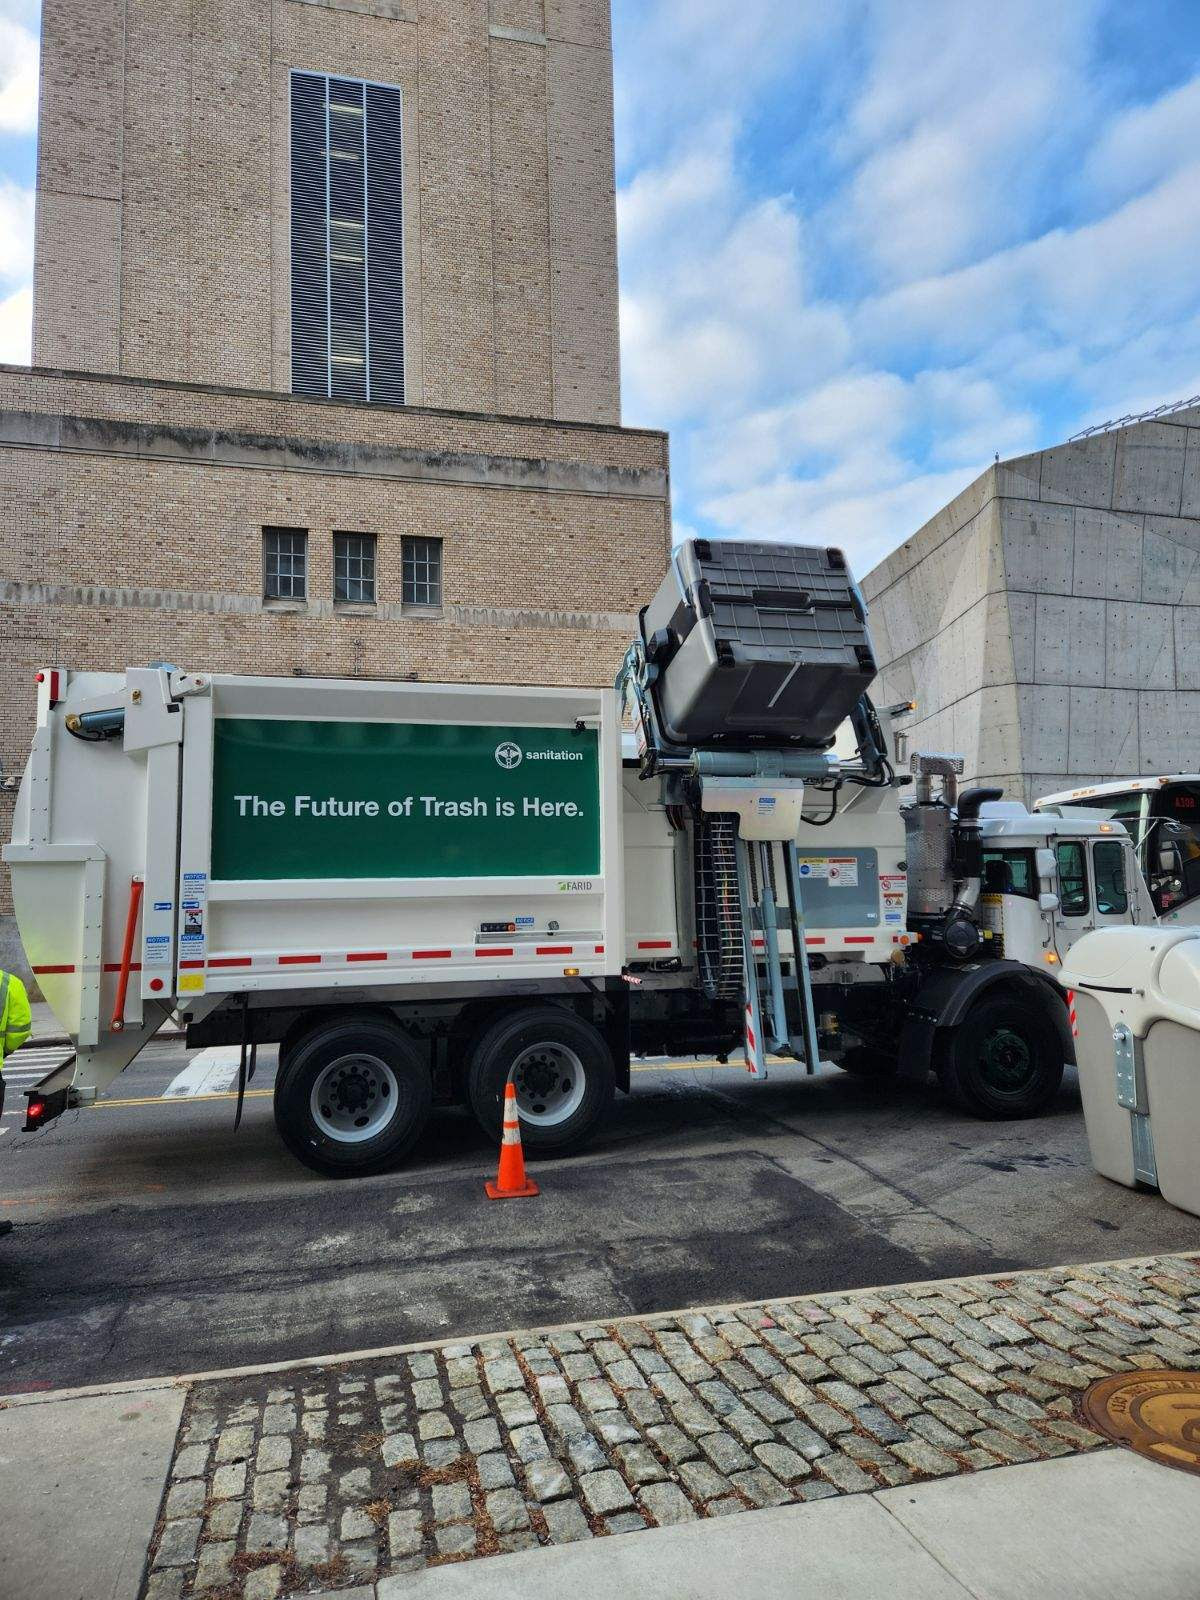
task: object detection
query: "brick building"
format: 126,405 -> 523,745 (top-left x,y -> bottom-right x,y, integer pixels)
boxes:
1,0 -> 670,951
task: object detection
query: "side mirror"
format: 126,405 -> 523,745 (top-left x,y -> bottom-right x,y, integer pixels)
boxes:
1039,891 -> 1061,912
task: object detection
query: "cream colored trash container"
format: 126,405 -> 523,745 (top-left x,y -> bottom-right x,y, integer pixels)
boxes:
1060,926 -> 1200,1217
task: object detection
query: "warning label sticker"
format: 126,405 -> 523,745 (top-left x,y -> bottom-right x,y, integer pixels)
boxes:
796,855 -> 859,887
879,871 -> 906,917
180,870 -> 208,958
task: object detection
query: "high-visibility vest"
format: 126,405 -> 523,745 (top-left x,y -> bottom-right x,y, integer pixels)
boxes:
0,971 -> 32,1064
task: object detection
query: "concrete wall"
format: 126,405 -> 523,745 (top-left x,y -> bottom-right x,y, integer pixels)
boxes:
0,364 -> 670,920
32,0 -> 620,425
862,406 -> 1200,805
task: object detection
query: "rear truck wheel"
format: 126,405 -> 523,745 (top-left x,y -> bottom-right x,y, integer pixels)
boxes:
835,1045 -> 899,1078
273,1017 -> 431,1177
467,1006 -> 615,1156
937,994 -> 1063,1119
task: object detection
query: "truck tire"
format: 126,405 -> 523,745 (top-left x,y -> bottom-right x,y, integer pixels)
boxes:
467,1007 -> 614,1156
937,994 -> 1063,1119
273,1017 -> 431,1177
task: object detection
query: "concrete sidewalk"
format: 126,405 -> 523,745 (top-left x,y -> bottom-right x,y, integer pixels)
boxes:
388,1451 -> 1200,1599
0,1386 -> 185,1600
4,1252 -> 1198,1600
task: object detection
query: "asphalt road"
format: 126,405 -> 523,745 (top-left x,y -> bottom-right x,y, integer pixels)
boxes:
1,1038 -> 1198,1393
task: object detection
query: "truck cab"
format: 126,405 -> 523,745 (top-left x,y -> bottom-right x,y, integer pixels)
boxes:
1034,776 -> 1200,924
975,802 -> 1154,971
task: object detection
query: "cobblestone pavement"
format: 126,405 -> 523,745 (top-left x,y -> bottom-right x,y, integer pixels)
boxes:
142,1254 -> 1200,1599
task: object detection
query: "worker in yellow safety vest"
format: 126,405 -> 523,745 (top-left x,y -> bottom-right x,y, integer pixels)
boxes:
0,969 -> 32,1239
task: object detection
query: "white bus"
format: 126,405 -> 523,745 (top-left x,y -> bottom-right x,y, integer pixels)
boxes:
1034,776 -> 1200,921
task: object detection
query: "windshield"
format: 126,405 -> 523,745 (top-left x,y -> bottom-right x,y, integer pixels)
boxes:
1148,785 -> 1200,913
1057,791 -> 1143,837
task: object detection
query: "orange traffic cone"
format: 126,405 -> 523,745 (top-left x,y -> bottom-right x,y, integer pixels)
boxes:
485,1080 -> 540,1199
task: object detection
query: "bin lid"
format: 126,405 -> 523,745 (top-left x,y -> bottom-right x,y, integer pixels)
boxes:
1060,925 -> 1200,1035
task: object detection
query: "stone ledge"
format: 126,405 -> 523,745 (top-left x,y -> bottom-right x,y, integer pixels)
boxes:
0,581 -> 636,636
0,411 -> 669,501
0,365 -> 667,446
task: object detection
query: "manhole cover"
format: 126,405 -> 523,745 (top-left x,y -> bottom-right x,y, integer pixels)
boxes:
1080,1370 -> 1200,1475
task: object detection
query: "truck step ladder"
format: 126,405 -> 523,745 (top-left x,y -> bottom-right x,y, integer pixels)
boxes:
736,832 -> 822,1079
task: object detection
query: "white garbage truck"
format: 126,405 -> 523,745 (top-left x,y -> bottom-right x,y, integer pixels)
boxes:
4,540 -> 1150,1175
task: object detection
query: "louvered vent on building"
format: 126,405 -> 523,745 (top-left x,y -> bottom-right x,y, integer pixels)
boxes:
290,71 -> 405,405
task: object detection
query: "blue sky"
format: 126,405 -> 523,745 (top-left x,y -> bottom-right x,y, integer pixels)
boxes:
3,1 -> 1200,573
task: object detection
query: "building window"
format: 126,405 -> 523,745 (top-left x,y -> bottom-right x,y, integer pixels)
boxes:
402,537 -> 442,608
334,532 -> 377,603
264,528 -> 308,600
290,70 -> 405,406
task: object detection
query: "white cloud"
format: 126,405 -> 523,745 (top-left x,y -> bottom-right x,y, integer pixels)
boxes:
615,0 -> 1097,576
0,177 -> 34,365
700,458 -> 976,576
1083,74 -> 1200,206
613,0 -> 826,170
859,158 -> 1200,364
0,175 -> 33,281
836,0 -> 1098,284
618,125 -> 853,426
0,178 -> 33,282
689,373 -> 911,495
0,14 -> 38,134
911,370 -> 1037,467
0,284 -> 31,364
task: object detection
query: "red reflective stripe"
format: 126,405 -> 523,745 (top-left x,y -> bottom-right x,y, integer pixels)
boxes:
805,937 -> 826,946
845,936 -> 874,944
208,956 -> 253,968
346,951 -> 388,963
751,938 -> 765,949
594,944 -> 604,954
476,948 -> 514,958
103,962 -> 143,972
637,940 -> 672,949
279,954 -> 321,965
178,959 -> 205,969
32,964 -> 74,975
536,945 -> 573,955
412,949 -> 452,960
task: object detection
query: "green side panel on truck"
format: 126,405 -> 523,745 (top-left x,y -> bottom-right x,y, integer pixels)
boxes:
211,718 -> 601,881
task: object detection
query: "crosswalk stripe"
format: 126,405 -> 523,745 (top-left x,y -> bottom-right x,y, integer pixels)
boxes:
162,1047 -> 243,1098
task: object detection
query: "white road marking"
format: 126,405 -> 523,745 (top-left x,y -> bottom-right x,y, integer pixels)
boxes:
162,1048 -> 244,1098
2,1046 -> 75,1088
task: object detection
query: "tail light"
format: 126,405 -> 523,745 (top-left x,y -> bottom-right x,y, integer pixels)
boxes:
24,1087 -> 69,1131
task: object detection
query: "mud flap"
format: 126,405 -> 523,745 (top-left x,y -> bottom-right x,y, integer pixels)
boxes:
898,1016 -> 937,1082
